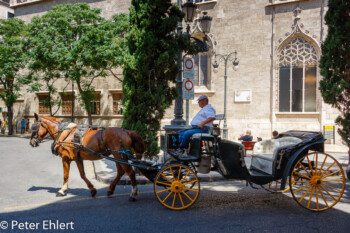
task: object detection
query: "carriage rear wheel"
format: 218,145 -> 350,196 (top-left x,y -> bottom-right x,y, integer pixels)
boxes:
154,164 -> 200,210
290,152 -> 345,211
261,178 -> 293,193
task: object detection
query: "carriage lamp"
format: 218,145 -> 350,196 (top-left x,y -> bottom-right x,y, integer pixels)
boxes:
212,51 -> 239,139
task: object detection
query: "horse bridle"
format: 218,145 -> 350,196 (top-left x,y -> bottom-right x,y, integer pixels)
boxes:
31,116 -> 58,144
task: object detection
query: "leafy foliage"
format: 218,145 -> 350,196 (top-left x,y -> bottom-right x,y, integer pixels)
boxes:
26,3 -> 128,123
319,0 -> 350,145
122,0 -> 193,157
0,18 -> 27,135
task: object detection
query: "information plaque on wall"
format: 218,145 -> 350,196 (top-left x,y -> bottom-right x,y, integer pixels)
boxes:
234,90 -> 251,102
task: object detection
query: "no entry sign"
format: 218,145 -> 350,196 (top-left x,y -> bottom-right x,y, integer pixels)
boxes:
183,79 -> 194,100
183,58 -> 194,80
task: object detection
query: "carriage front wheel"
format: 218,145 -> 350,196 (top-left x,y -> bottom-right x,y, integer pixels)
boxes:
154,164 -> 200,210
290,152 -> 345,211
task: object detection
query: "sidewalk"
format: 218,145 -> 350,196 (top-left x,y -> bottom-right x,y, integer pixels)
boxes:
94,143 -> 349,185
0,133 -> 31,138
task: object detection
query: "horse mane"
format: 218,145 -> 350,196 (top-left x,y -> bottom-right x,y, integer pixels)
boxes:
128,130 -> 146,154
42,115 -> 61,124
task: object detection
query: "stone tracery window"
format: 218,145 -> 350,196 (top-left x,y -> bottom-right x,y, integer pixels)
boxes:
278,38 -> 317,112
193,53 -> 210,88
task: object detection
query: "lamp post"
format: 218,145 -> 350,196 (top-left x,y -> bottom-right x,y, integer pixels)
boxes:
213,51 -> 239,139
166,0 -> 212,131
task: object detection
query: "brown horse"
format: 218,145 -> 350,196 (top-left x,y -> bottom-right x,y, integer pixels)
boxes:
29,113 -> 145,201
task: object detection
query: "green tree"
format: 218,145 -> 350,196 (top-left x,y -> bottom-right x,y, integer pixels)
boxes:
122,0 -> 194,157
0,18 -> 27,135
319,0 -> 350,156
26,3 -> 128,124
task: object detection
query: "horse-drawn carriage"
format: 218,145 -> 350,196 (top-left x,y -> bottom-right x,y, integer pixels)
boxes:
30,114 -> 345,211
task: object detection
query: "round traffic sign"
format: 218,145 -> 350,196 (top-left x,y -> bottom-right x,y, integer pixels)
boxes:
185,59 -> 193,70
184,80 -> 193,91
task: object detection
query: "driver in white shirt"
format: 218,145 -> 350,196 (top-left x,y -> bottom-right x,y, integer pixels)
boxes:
176,95 -> 216,154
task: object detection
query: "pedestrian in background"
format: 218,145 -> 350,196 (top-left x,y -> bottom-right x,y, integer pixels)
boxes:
12,119 -> 17,134
21,119 -> 25,134
239,130 -> 253,141
1,119 -> 7,134
272,130 -> 279,139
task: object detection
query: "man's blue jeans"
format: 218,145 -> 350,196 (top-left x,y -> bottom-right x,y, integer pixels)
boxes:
178,126 -> 209,149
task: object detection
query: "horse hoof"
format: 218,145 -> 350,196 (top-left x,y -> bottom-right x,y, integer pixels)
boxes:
128,197 -> 136,202
56,192 -> 65,197
107,191 -> 114,197
91,189 -> 97,197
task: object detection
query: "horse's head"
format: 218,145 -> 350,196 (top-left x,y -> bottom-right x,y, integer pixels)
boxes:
30,113 -> 59,147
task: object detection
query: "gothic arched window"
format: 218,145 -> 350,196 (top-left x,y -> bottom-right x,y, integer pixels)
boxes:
278,38 -> 318,112
193,52 -> 210,88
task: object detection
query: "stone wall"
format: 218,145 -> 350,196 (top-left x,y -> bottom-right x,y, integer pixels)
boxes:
8,0 -> 344,144
11,0 -> 130,23
0,1 -> 14,19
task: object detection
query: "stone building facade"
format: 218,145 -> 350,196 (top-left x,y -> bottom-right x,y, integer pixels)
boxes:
0,0 -> 13,19
5,0 -> 342,143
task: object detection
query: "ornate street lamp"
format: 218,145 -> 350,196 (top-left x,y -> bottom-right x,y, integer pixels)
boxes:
182,0 -> 197,23
199,12 -> 212,34
165,1 -> 213,133
213,51 -> 239,139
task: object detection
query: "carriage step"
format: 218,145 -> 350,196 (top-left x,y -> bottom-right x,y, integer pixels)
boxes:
249,168 -> 273,178
178,156 -> 201,162
167,150 -> 201,162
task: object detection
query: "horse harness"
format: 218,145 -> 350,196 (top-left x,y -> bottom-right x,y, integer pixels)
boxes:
51,122 -> 78,155
56,126 -> 134,161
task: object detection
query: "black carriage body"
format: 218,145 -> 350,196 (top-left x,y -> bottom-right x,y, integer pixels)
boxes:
214,131 -> 326,186
165,130 -> 326,188
277,131 -> 326,189
215,139 -> 250,180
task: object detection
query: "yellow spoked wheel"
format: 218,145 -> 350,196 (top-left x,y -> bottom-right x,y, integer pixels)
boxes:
163,158 -> 197,173
290,152 -> 345,211
261,179 -> 293,193
154,164 -> 200,210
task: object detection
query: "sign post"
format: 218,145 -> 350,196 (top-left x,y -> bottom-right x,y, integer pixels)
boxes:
183,58 -> 195,127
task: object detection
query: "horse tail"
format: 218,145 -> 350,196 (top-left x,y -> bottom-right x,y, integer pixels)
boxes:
129,130 -> 146,157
